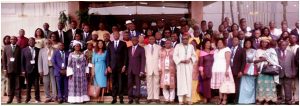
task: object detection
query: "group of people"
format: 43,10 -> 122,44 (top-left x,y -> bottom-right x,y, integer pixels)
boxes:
1,17 -> 299,105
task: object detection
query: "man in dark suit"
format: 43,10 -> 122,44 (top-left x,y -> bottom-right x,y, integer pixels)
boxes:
66,21 -> 83,48
2,36 -> 22,104
52,43 -> 69,104
21,38 -> 41,103
81,25 -> 92,42
277,41 -> 296,105
169,19 -> 180,35
127,36 -> 146,104
290,22 -> 299,39
127,21 -> 141,38
140,21 -> 149,35
155,32 -> 165,47
106,32 -> 128,104
53,22 -> 68,50
171,33 -> 179,48
230,36 -> 246,103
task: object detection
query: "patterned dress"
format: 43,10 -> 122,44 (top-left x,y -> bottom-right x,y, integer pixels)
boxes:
255,49 -> 277,102
67,53 -> 90,103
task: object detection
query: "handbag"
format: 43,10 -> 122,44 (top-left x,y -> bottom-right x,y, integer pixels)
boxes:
88,73 -> 100,98
261,64 -> 281,75
243,63 -> 258,76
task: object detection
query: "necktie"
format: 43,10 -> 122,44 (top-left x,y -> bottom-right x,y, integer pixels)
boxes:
131,31 -> 134,36
61,51 -> 65,59
151,45 -> 154,55
86,33 -> 88,39
31,47 -> 35,59
282,50 -> 286,59
48,48 -> 53,66
12,45 -> 15,53
132,46 -> 136,55
114,41 -> 118,50
60,31 -> 64,43
230,47 -> 235,65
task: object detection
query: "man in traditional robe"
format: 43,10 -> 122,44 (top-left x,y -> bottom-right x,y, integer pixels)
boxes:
173,35 -> 197,105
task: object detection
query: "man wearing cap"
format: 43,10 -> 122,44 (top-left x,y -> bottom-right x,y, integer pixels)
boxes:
125,20 -> 141,38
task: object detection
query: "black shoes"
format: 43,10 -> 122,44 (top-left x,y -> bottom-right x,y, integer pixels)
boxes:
111,99 -> 117,104
128,100 -> 134,104
120,100 -> 124,104
135,99 -> 140,104
6,99 -> 12,104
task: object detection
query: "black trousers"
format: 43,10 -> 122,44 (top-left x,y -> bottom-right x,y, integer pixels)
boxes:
25,72 -> 40,101
111,69 -> 124,100
127,72 -> 141,100
228,75 -> 240,103
7,73 -> 21,101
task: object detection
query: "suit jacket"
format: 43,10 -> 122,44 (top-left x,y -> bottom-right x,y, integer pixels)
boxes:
277,49 -> 296,78
38,47 -> 56,75
295,48 -> 299,76
66,28 -> 83,50
106,40 -> 128,71
43,29 -> 53,39
156,40 -> 165,47
53,30 -> 69,50
81,31 -> 92,42
21,46 -> 40,74
231,46 -> 246,76
52,50 -> 69,77
252,38 -> 260,49
2,45 -> 22,74
172,41 -> 179,48
226,38 -> 233,48
140,28 -> 149,35
169,26 -> 180,35
66,28 -> 83,40
128,30 -> 141,38
291,28 -> 299,38
144,44 -> 161,75
127,45 -> 146,75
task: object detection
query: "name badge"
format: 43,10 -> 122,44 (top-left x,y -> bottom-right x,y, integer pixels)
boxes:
88,63 -> 93,67
30,60 -> 35,64
61,63 -> 65,68
48,57 -> 51,61
76,65 -> 80,69
10,57 -> 15,62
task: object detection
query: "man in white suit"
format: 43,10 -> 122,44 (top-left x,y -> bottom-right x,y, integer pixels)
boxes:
144,36 -> 161,103
38,40 -> 57,103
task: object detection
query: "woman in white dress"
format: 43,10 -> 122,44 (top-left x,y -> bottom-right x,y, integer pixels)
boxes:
211,38 -> 235,105
34,28 -> 46,49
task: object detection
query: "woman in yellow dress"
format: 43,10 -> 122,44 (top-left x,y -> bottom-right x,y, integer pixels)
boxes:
190,39 -> 202,104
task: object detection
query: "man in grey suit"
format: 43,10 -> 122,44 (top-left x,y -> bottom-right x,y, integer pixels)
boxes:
43,23 -> 53,39
2,36 -> 22,104
277,41 -> 296,105
21,38 -> 41,103
38,39 -> 57,103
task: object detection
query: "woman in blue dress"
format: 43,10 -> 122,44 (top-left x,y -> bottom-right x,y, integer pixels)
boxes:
238,39 -> 257,104
92,40 -> 107,103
